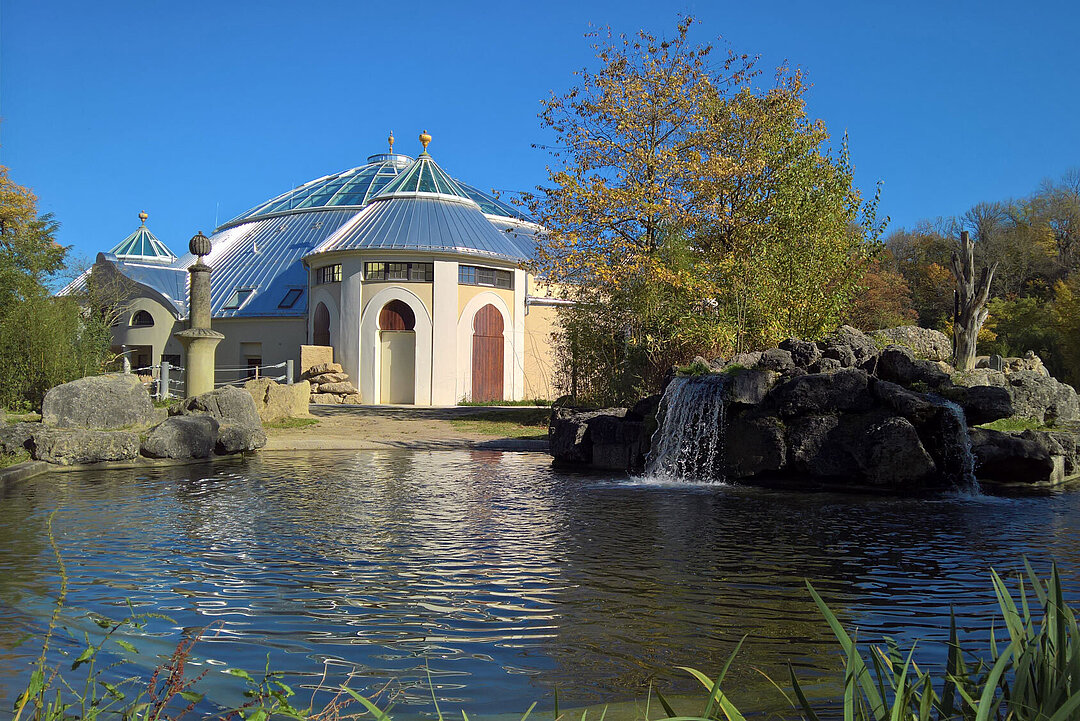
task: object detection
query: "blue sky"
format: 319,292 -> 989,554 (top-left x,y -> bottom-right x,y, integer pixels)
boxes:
2,1 -> 1078,263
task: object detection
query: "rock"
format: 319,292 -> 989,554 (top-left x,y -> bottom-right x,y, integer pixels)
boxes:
725,368 -> 779,405
822,343 -> 857,368
310,393 -> 341,404
141,416 -> 219,459
785,414 -> 852,478
809,357 -> 843,374
589,414 -> 649,471
0,422 -> 38,456
869,326 -> 952,362
948,384 -> 1013,426
341,393 -> 363,404
549,407 -> 628,466
952,368 -> 1007,388
870,378 -> 942,425
301,362 -> 344,379
244,378 -> 311,423
317,381 -> 359,395
170,386 -> 262,428
216,423 -> 267,454
773,368 -> 873,417
876,345 -> 950,388
1004,372 -> 1079,424
778,338 -> 821,368
819,325 -> 879,369
628,394 -> 661,421
758,348 -> 795,373
730,351 -> 762,369
307,372 -> 350,385
41,374 -> 156,430
970,428 -> 1063,485
859,416 -> 938,487
30,428 -> 140,466
725,414 -> 785,478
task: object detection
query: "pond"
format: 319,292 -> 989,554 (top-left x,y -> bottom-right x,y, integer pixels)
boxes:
2,450 -> 1080,718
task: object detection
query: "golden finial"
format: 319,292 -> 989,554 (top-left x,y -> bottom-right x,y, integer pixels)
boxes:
388,130 -> 394,152
138,211 -> 148,224
419,129 -> 432,152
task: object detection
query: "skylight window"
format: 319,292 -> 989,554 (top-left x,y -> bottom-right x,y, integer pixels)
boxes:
224,289 -> 253,310
278,288 -> 303,309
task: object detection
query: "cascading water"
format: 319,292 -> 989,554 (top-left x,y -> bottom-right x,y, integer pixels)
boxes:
931,397 -> 981,494
644,375 -> 728,482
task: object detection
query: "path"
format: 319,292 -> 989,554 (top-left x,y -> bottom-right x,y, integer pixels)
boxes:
262,404 -> 550,452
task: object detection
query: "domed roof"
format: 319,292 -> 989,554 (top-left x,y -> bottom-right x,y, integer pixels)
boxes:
221,152 -> 527,229
110,213 -> 177,264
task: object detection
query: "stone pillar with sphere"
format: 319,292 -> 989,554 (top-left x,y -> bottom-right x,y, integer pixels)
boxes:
175,231 -> 224,397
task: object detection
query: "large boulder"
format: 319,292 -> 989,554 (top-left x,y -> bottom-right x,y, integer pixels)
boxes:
316,381 -> 358,395
588,414 -> 650,471
726,414 -> 785,478
1003,372 -> 1079,424
725,368 -> 779,406
30,428 -> 140,466
549,407 -> 628,466
859,416 -> 938,487
778,338 -> 821,368
947,384 -> 1014,426
869,326 -> 952,362
216,423 -> 268,454
170,386 -> 262,428
970,428 -> 1064,485
0,422 -> 38,456
758,348 -> 795,374
773,368 -> 874,417
141,416 -> 219,459
818,325 -> 880,370
876,345 -> 950,388
244,378 -> 311,423
41,374 -> 156,430
301,362 -> 344,379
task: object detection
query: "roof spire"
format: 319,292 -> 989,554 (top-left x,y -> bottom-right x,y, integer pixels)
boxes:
419,129 -> 432,154
388,130 -> 395,153
138,210 -> 148,225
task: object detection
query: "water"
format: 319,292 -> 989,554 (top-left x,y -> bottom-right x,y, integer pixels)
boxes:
934,397 -> 981,493
645,375 -> 727,481
1,450 -> 1079,718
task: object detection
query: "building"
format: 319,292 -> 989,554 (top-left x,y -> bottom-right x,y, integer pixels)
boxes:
63,132 -> 564,404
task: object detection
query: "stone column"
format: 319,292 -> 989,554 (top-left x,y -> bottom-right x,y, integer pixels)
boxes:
174,232 -> 224,398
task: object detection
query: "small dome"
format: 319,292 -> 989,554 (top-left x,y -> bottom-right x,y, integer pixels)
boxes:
110,213 -> 177,264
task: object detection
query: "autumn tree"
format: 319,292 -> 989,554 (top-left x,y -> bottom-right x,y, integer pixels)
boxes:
529,18 -> 884,403
848,250 -> 917,331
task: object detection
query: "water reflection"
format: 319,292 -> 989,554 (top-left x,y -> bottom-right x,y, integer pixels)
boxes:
1,451 -> 1079,716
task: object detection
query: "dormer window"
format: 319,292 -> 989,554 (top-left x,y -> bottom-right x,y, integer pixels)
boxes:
278,288 -> 303,309
130,310 -> 154,327
224,289 -> 253,310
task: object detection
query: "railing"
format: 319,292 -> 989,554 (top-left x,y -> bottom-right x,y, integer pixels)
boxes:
124,359 -> 294,400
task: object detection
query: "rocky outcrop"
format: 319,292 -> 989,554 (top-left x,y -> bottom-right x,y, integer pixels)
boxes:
870,326 -> 952,362
216,423 -> 268,454
41,374 -> 156,430
551,324 -> 1080,491
170,386 -> 262,428
244,378 -> 311,423
141,416 -> 219,459
30,428 -> 140,466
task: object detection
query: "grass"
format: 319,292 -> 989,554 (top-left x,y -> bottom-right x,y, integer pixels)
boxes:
264,417 -> 321,430
449,408 -> 549,440
0,449 -> 30,468
676,359 -> 714,376
977,417 -> 1052,433
7,412 -> 41,424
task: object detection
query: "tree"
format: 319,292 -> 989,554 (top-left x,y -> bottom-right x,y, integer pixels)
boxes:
848,251 -> 917,331
528,19 -> 883,402
951,230 -> 997,371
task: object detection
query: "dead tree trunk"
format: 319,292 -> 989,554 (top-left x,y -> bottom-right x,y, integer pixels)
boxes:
950,230 -> 998,371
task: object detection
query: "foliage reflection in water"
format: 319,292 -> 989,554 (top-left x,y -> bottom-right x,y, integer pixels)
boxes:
1,450 -> 1080,717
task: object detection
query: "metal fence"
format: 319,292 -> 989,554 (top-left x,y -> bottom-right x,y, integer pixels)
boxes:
126,359 -> 294,400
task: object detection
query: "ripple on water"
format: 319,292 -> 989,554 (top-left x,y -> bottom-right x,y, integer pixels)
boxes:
0,450 -> 1078,717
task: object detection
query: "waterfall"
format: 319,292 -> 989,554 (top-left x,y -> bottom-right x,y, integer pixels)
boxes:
932,397 -> 981,493
645,375 -> 728,482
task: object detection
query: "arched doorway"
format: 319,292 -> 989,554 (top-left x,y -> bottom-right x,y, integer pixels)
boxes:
379,300 -> 415,404
313,302 -> 331,346
472,304 -> 504,402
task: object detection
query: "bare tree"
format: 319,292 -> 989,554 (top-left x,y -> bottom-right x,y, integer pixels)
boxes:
950,230 -> 997,370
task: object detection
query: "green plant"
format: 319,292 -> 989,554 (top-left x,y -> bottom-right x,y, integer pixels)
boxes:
676,360 -> 714,377
264,417 -> 321,430
977,417 -> 1052,433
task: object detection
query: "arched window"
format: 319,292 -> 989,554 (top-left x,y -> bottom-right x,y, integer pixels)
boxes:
313,302 -> 331,346
378,300 -> 415,331
130,310 -> 154,327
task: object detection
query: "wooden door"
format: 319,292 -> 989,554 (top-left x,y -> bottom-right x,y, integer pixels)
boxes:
471,304 -> 504,402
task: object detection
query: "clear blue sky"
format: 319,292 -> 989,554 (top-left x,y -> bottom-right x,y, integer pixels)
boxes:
2,1 -> 1078,263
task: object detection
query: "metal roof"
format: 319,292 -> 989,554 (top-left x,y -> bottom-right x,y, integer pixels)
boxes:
308,195 -> 536,262
175,209 -> 359,318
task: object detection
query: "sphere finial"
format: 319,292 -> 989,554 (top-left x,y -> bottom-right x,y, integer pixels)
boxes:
419,129 -> 432,153
189,231 -> 211,258
388,130 -> 395,152
138,210 -> 148,224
